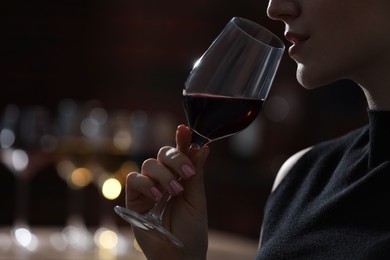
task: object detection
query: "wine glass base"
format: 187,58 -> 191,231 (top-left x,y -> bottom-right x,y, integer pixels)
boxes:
114,206 -> 183,248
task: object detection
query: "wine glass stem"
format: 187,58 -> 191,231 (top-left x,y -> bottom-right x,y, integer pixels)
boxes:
14,177 -> 29,226
146,192 -> 173,223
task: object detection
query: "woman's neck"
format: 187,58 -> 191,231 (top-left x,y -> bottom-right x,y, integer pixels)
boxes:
360,85 -> 390,111
355,62 -> 390,111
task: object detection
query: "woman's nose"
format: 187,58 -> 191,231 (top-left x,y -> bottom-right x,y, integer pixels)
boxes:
267,0 -> 299,22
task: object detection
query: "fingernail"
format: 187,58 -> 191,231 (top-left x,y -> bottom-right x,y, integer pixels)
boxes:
150,187 -> 163,200
170,180 -> 184,194
181,164 -> 195,178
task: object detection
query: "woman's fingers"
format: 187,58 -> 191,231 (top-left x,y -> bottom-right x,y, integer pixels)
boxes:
175,124 -> 209,169
126,172 -> 158,213
157,146 -> 196,179
126,124 -> 209,214
142,157 -> 185,195
127,145 -> 195,200
176,124 -> 192,153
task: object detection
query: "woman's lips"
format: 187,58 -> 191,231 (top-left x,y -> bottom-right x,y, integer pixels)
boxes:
285,32 -> 310,57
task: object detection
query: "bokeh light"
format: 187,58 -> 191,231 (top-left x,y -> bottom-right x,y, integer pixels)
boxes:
61,225 -> 93,251
12,149 -> 29,172
81,118 -> 100,137
12,228 -> 39,251
94,228 -> 118,250
56,160 -> 76,180
263,95 -> 290,122
90,107 -> 108,125
101,178 -> 122,200
113,130 -> 132,152
70,168 -> 93,189
0,129 -> 15,148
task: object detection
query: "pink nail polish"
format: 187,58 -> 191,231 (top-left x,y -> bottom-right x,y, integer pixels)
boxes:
170,180 -> 184,194
182,164 -> 195,178
150,187 -> 163,200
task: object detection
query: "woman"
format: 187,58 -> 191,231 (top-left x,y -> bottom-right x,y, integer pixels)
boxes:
125,0 -> 390,258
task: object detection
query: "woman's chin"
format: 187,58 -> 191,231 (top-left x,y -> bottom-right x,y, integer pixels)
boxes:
296,64 -> 336,90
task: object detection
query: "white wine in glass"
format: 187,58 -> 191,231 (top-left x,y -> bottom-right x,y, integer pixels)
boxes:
115,17 -> 285,248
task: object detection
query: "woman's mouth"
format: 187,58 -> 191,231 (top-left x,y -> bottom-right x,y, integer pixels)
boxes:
285,32 -> 310,57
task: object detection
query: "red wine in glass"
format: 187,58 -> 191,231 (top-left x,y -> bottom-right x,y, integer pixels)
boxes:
183,93 -> 263,146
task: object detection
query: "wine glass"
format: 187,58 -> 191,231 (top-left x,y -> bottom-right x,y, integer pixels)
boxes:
0,105 -> 55,251
114,17 -> 285,247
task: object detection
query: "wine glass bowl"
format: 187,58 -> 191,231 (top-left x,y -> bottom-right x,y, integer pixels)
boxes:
183,94 -> 264,146
115,17 -> 284,247
183,17 -> 285,146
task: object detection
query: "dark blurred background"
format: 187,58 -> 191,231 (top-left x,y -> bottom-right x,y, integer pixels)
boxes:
1,0 -> 368,246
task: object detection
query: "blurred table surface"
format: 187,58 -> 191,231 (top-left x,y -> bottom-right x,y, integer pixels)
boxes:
0,226 -> 259,259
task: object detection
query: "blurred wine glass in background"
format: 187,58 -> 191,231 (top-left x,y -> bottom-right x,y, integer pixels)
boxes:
0,104 -> 56,252
54,100 -> 140,254
54,99 -> 96,252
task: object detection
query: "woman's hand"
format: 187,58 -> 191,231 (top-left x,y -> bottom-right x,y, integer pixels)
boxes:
126,124 -> 210,260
